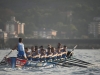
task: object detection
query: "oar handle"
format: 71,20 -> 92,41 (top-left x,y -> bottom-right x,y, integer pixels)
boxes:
6,50 -> 13,57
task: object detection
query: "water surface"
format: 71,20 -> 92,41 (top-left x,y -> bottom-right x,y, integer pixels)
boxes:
0,49 -> 100,75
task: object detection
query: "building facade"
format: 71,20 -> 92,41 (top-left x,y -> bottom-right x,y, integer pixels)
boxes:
5,16 -> 25,38
0,29 -> 7,39
33,28 -> 57,39
88,17 -> 100,37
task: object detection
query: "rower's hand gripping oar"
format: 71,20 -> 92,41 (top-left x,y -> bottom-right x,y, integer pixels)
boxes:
68,45 -> 77,57
49,45 -> 78,66
57,45 -> 78,63
0,50 -> 13,64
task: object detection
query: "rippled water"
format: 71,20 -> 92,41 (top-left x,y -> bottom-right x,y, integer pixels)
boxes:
0,49 -> 100,75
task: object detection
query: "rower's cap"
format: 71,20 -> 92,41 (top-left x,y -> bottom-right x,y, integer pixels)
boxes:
48,44 -> 50,46
39,45 -> 43,48
25,47 -> 28,51
64,45 -> 67,47
35,46 -> 38,49
31,46 -> 34,48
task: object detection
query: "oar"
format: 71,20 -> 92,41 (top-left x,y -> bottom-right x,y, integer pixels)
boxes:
0,50 -> 13,64
62,62 -> 88,68
64,59 -> 92,66
68,45 -> 77,57
63,45 -> 94,67
49,59 -> 88,68
65,59 -> 93,67
61,58 -> 89,68
71,57 -> 94,65
62,57 -> 93,65
49,45 -> 78,65
49,58 -> 88,68
72,45 -> 77,51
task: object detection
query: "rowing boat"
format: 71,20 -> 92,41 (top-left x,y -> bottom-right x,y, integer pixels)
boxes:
0,55 -> 94,69
0,45 -> 94,69
2,57 -> 55,68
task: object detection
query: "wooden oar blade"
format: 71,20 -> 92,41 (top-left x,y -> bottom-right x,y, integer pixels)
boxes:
72,45 -> 77,51
72,57 -> 94,65
74,45 -> 77,49
65,62 -> 88,68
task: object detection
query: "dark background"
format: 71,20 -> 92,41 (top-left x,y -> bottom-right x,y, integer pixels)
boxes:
0,0 -> 100,38
0,38 -> 100,49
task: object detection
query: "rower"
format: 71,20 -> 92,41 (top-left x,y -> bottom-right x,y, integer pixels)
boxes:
25,47 -> 31,60
56,47 -> 62,60
61,45 -> 68,59
48,44 -> 52,48
12,38 -> 27,59
51,47 -> 58,61
39,45 -> 44,53
46,44 -> 51,52
46,47 -> 53,61
57,43 -> 63,49
40,49 -> 47,62
30,46 -> 35,54
11,38 -> 27,68
32,46 -> 40,62
67,50 -> 73,58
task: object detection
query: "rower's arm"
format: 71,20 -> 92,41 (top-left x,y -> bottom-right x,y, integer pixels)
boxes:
47,53 -> 53,57
33,54 -> 40,58
52,53 -> 57,57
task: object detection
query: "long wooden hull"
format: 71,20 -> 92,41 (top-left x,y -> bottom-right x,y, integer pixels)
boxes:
26,61 -> 54,68
6,57 -> 54,68
5,56 -> 93,68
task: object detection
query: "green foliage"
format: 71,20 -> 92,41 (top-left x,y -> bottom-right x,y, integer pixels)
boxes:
0,0 -> 100,38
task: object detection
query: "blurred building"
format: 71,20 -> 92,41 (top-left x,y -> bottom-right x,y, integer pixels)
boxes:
5,16 -> 25,38
33,28 -> 57,39
88,17 -> 100,38
0,29 -> 7,39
